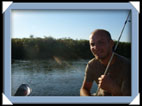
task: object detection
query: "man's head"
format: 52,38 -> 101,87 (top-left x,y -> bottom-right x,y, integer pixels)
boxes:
89,29 -> 114,60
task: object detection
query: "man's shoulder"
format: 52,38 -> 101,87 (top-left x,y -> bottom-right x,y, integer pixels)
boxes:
115,53 -> 131,66
88,58 -> 99,66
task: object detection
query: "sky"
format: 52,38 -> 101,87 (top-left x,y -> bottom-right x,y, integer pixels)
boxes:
11,10 -> 131,42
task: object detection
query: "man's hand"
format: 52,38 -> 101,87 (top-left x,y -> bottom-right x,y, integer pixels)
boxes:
98,74 -> 115,93
98,74 -> 122,96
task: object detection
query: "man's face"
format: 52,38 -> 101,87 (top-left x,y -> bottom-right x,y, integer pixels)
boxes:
89,33 -> 113,60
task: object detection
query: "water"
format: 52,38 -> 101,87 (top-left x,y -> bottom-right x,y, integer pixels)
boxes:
11,59 -> 97,96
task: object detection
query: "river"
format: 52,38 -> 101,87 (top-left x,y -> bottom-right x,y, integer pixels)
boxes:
11,59 -> 97,96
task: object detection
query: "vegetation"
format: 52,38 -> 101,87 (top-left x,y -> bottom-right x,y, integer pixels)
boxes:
12,36 -> 131,61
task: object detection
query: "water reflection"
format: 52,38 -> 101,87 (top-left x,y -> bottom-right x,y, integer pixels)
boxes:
12,60 -> 97,96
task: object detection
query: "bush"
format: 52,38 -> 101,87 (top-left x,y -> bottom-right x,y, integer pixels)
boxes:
12,37 -> 131,60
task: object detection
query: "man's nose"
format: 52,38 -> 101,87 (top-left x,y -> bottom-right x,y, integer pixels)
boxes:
92,45 -> 98,50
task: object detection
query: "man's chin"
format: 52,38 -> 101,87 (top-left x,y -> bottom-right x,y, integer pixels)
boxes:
95,55 -> 106,60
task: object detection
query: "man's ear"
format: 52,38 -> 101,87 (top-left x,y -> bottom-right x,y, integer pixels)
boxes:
110,40 -> 114,48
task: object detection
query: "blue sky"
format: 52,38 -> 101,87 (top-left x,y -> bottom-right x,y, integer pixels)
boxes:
11,10 -> 131,42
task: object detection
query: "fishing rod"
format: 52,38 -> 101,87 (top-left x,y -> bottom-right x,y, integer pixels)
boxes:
95,11 -> 131,96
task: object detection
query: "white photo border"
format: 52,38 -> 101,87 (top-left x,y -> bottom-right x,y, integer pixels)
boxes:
3,2 -> 139,104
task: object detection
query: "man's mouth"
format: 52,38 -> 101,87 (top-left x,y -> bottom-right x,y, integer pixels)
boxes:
96,51 -> 103,55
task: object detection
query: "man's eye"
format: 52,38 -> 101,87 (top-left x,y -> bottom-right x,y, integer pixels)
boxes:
98,41 -> 104,45
91,43 -> 95,46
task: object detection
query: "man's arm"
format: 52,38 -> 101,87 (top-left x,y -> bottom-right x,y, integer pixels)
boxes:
121,77 -> 131,96
80,80 -> 93,96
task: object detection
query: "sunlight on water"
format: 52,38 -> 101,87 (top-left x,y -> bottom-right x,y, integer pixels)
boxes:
11,60 -> 97,96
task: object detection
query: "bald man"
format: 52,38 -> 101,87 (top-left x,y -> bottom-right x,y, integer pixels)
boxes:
80,29 -> 131,96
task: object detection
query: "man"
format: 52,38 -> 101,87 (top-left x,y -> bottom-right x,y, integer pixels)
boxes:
80,29 -> 131,96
